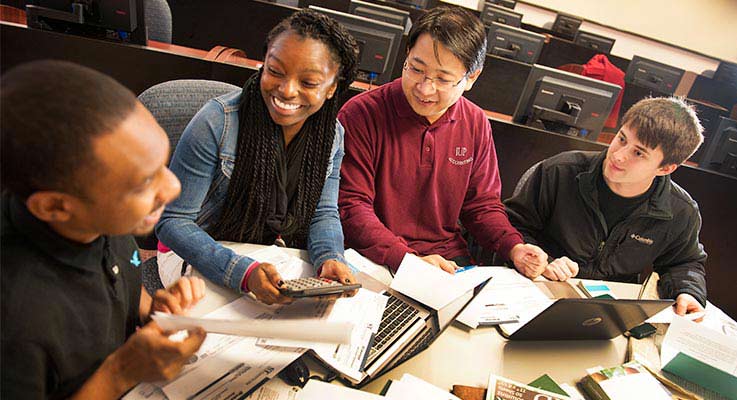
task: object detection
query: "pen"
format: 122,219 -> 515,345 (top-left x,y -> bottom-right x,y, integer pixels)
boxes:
455,265 -> 477,273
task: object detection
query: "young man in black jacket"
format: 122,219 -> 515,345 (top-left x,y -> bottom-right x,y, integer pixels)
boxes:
505,97 -> 707,316
1,60 -> 207,399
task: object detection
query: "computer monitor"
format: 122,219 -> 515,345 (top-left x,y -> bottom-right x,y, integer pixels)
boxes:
310,6 -> 403,85
488,0 -> 516,9
551,13 -> 582,41
487,22 -> 545,64
574,30 -> 615,54
395,0 -> 430,9
349,0 -> 411,34
714,60 -> 737,88
513,64 -> 622,140
482,2 -> 522,28
25,0 -> 146,45
700,117 -> 737,177
625,55 -> 684,95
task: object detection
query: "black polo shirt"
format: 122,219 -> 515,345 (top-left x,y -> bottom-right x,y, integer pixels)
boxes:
1,193 -> 142,399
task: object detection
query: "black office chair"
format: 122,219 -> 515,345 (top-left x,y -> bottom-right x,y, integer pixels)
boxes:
137,79 -> 240,293
464,161 -> 543,265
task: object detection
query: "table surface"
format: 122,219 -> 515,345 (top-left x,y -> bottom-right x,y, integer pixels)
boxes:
187,242 -> 642,394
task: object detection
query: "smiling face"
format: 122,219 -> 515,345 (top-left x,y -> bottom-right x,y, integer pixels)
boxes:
82,104 -> 181,237
603,124 -> 677,197
260,30 -> 340,140
401,33 -> 481,124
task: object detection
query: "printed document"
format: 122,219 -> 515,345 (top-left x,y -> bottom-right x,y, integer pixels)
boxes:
257,288 -> 388,381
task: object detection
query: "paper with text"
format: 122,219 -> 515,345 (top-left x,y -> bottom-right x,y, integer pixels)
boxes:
257,289 -> 387,381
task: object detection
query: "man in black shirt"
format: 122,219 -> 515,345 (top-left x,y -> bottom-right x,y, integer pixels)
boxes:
1,60 -> 207,399
505,97 -> 707,317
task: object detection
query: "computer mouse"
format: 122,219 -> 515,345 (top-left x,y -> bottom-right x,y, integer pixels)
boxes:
278,358 -> 310,387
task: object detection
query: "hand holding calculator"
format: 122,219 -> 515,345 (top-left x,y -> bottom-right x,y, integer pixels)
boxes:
279,277 -> 361,298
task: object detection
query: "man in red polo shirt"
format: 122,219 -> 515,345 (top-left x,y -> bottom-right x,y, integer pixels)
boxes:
338,6 -> 547,276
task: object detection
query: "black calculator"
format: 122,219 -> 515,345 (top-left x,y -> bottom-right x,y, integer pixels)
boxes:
279,277 -> 361,298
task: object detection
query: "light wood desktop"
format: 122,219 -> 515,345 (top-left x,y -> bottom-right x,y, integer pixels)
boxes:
186,242 -> 643,395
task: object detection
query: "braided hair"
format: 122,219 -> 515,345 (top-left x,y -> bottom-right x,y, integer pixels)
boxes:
209,9 -> 359,247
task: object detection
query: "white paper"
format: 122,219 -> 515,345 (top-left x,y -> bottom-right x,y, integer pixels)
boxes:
456,267 -> 551,332
152,313 -> 353,344
126,296 -> 307,400
661,315 -> 737,375
296,379 -> 384,400
247,245 -> 314,280
493,273 -> 553,336
257,289 -> 388,381
345,248 -> 393,286
456,267 -> 523,328
596,371 -> 671,400
390,254 -> 493,310
384,374 -> 460,400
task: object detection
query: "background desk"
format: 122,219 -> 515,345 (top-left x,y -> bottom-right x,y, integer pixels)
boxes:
189,243 -> 640,394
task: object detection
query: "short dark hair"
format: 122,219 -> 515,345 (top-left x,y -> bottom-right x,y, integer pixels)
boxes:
1,60 -> 138,199
406,5 -> 487,73
621,97 -> 704,166
266,9 -> 359,94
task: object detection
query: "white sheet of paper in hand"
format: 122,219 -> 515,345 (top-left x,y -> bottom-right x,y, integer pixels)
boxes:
152,312 -> 353,344
390,253 -> 492,310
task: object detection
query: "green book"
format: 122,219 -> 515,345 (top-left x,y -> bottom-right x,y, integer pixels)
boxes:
528,374 -> 568,396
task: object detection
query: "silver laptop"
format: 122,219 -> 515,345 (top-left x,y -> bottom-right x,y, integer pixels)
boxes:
332,271 -> 479,387
502,298 -> 673,340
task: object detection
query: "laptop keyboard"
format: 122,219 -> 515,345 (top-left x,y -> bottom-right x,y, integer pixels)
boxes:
366,294 -> 419,365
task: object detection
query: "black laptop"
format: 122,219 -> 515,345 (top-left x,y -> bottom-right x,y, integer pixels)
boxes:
501,298 -> 673,340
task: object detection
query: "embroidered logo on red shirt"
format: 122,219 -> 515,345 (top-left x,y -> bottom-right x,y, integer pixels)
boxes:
449,146 -> 473,165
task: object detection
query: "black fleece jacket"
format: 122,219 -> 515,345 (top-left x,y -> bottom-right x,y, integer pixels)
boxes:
505,150 -> 707,305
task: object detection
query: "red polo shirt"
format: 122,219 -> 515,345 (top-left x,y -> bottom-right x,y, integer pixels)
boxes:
338,78 -> 523,271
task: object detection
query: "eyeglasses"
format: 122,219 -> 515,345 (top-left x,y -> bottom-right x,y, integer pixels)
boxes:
402,61 -> 468,91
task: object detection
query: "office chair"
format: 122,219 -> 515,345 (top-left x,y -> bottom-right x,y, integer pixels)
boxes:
138,79 -> 240,293
466,161 -> 543,266
512,161 -> 542,197
145,0 -> 172,43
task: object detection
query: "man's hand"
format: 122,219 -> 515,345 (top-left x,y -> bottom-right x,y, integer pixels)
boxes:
674,293 -> 705,321
89,322 -> 206,397
509,243 -> 548,279
420,254 -> 458,274
247,263 -> 293,305
541,256 -> 579,281
151,276 -> 206,315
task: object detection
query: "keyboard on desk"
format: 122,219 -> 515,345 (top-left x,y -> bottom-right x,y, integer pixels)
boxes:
366,294 -> 420,365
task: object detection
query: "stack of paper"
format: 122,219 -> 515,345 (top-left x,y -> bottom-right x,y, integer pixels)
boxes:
661,315 -> 737,399
124,297 -> 306,400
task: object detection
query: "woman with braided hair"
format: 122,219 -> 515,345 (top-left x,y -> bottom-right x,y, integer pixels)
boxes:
156,9 -> 359,304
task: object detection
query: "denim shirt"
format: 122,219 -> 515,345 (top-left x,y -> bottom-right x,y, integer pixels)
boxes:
156,90 -> 347,291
